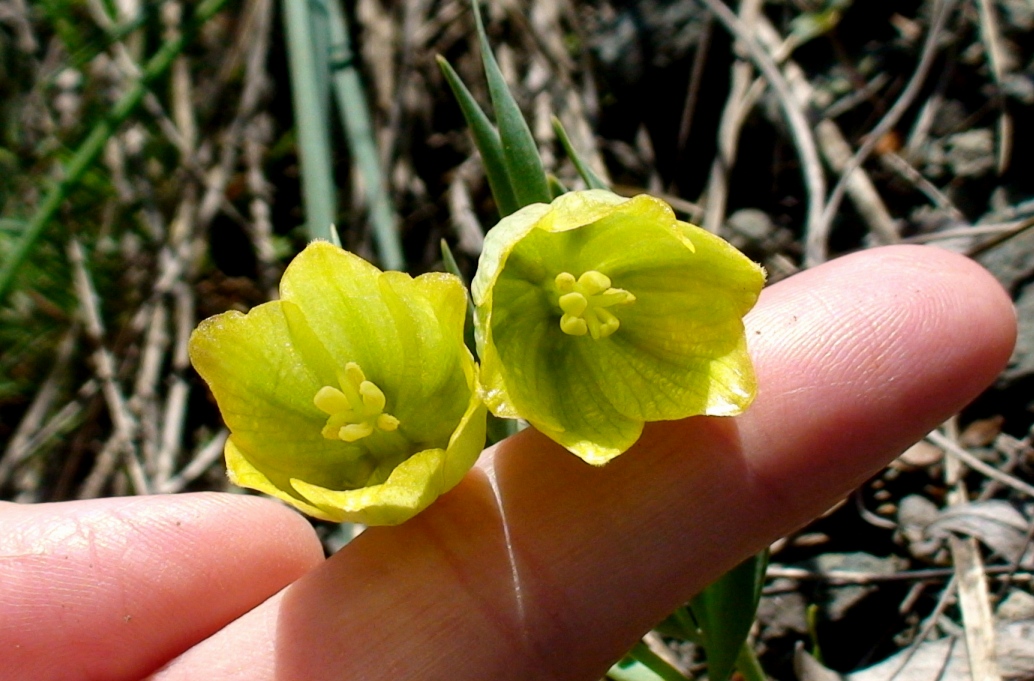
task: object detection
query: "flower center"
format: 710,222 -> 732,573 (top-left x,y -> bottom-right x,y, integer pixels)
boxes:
314,362 -> 400,442
555,270 -> 636,339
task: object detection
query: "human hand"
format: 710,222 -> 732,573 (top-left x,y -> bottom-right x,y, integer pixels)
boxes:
1,245 -> 1015,681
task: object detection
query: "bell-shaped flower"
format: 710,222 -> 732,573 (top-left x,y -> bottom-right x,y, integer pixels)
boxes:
189,242 -> 486,526
472,189 -> 764,465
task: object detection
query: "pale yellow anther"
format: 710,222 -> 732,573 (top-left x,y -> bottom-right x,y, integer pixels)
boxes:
359,380 -> 386,413
314,362 -> 400,442
555,272 -> 577,292
313,386 -> 351,415
344,362 -> 366,386
559,292 -> 588,316
339,422 -> 374,442
578,270 -> 612,296
376,413 -> 400,431
560,315 -> 588,336
554,270 -> 635,339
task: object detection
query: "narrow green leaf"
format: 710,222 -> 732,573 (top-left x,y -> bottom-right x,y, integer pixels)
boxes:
807,602 -> 824,662
470,0 -> 551,207
439,238 -> 466,283
736,640 -> 769,681
0,0 -> 232,304
282,0 -> 337,242
437,56 -> 520,217
689,551 -> 769,681
547,174 -> 568,199
327,0 -> 405,270
0,219 -> 25,234
611,642 -> 689,681
655,606 -> 702,644
552,116 -> 609,190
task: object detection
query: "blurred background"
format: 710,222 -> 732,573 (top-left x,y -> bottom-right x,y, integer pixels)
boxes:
1,0 -> 1033,678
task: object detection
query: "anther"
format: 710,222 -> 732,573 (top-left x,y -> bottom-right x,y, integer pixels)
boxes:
314,362 -> 400,442
554,270 -> 635,339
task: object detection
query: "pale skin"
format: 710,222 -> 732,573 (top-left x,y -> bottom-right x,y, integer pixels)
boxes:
0,245 -> 1017,681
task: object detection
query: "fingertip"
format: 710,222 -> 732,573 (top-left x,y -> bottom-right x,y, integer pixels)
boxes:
186,492 -> 326,570
742,244 -> 1017,511
0,492 -> 323,681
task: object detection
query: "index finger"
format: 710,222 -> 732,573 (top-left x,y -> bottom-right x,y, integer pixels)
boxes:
155,245 -> 1016,681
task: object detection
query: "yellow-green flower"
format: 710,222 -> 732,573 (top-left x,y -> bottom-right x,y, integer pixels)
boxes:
472,189 -> 764,465
189,241 -> 486,525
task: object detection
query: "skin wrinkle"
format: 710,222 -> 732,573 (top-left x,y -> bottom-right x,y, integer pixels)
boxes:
271,474 -> 567,680
424,486 -> 566,681
469,422 -> 756,681
487,445 -> 623,677
3,494 -> 322,681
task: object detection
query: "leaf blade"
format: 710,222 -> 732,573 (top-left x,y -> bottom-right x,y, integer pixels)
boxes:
437,55 -> 520,217
471,0 -> 551,207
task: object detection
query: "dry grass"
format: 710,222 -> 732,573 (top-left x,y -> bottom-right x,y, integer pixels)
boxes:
2,0 -> 1032,677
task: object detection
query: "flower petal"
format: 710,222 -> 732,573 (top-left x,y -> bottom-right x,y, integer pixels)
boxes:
224,438 -> 337,521
290,396 -> 487,525
189,301 -> 380,494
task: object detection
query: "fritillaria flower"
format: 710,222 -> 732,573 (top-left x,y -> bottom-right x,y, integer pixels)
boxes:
189,242 -> 486,525
472,189 -> 765,465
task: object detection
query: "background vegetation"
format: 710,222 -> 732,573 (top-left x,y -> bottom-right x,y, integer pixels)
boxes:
1,0 -> 1032,678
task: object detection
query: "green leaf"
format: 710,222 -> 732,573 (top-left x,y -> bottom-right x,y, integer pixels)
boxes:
689,551 -> 769,681
547,174 -> 568,199
552,116 -> 609,190
437,56 -> 520,217
282,0 -> 337,242
470,0 -> 551,207
327,0 -> 405,269
608,642 -> 689,681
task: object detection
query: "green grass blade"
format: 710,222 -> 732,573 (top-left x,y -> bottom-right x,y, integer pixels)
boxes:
470,0 -> 550,207
689,551 -> 769,681
547,174 -> 568,199
0,0 -> 232,304
552,116 -> 609,190
607,656 -> 671,681
437,56 -> 519,217
608,642 -> 689,681
327,0 -> 404,270
282,0 -> 337,242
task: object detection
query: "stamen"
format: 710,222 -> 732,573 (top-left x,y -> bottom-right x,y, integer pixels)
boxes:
314,362 -> 400,442
554,270 -> 635,339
